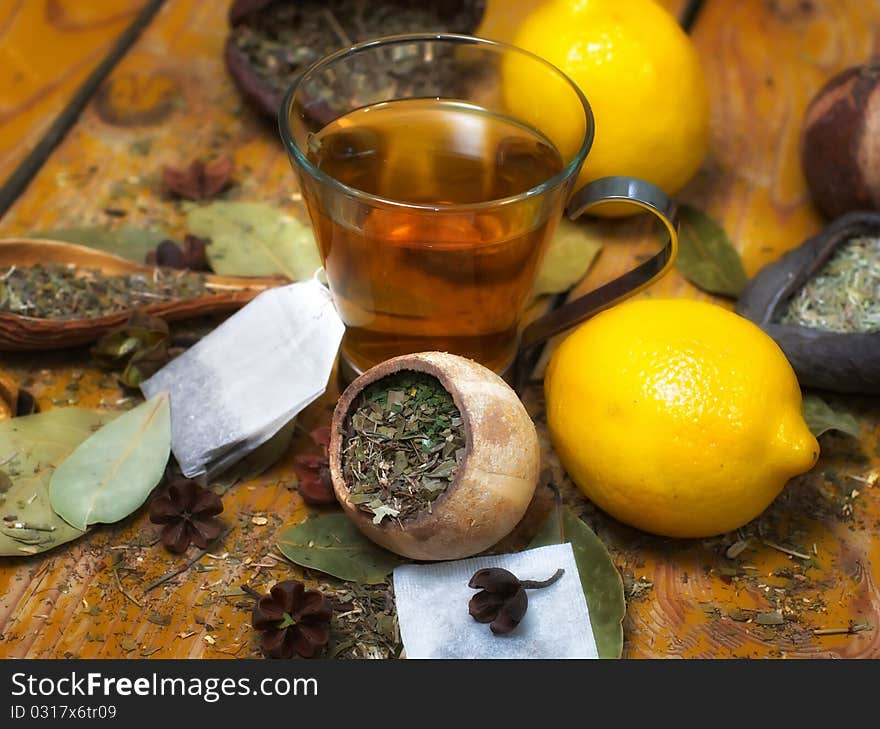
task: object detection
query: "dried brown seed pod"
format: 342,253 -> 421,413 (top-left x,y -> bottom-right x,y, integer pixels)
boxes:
801,61 -> 880,219
328,352 -> 540,561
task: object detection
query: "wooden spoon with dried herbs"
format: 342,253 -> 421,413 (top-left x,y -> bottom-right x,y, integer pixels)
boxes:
0,238 -> 287,351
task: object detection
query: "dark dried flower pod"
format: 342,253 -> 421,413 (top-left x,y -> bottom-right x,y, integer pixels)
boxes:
252,580 -> 332,658
149,478 -> 224,553
292,426 -> 337,505
468,568 -> 528,635
162,157 -> 234,201
736,211 -> 880,394
467,567 -> 564,636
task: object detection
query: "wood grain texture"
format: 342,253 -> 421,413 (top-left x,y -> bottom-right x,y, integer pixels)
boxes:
0,0 -> 147,186
1,0 -> 879,660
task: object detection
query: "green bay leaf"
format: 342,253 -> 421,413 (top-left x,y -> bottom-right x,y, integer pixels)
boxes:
277,512 -> 402,584
676,205 -> 748,298
49,394 -> 171,531
802,394 -> 860,438
0,408 -> 118,556
532,219 -> 603,298
529,506 -> 626,659
187,201 -> 320,280
28,226 -> 168,262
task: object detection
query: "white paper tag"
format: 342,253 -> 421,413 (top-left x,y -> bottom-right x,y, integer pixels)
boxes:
141,279 -> 344,479
393,544 -> 598,659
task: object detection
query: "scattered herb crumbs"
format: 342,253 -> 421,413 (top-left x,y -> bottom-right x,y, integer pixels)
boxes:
342,372 -> 466,524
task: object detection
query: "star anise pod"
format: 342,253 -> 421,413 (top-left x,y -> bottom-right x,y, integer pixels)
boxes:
145,234 -> 211,271
252,580 -> 332,659
468,567 -> 564,635
162,157 -> 234,201
292,425 -> 337,505
149,478 -> 224,553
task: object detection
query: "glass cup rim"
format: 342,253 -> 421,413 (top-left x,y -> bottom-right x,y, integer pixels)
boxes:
278,32 -> 595,213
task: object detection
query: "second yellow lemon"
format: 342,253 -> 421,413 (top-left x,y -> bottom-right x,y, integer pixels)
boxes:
504,0 -> 710,196
544,299 -> 819,538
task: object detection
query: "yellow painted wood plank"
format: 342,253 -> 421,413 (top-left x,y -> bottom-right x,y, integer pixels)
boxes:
0,0 -> 147,185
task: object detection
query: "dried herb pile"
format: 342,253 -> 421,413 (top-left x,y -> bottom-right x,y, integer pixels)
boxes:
780,235 -> 880,333
229,0 -> 482,104
0,263 -> 207,320
341,372 -> 466,525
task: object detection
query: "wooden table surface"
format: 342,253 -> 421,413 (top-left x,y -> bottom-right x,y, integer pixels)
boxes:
1,0 -> 878,659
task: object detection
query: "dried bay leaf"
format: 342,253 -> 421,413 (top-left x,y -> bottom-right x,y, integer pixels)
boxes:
49,394 -> 171,531
28,226 -> 169,262
802,394 -> 860,438
277,512 -> 402,584
186,201 -> 320,280
532,219 -> 603,298
676,205 -> 748,298
529,506 -> 626,659
0,408 -> 118,556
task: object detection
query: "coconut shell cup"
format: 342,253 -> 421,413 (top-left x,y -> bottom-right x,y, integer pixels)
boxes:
735,211 -> 880,394
224,0 -> 486,122
328,351 -> 541,561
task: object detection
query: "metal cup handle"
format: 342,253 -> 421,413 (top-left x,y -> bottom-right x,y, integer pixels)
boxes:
518,175 -> 680,352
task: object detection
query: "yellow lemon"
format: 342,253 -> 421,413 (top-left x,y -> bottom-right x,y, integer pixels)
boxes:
503,0 -> 710,197
544,299 -> 819,538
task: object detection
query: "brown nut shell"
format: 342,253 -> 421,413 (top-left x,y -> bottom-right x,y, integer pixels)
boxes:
801,61 -> 880,219
329,352 -> 540,561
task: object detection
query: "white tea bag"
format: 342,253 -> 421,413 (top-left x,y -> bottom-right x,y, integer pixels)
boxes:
393,543 -> 598,659
141,278 -> 344,479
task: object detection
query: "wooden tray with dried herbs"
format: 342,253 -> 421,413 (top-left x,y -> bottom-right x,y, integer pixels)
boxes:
224,0 -> 486,120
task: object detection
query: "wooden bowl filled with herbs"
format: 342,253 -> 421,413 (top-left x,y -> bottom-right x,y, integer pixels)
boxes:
0,238 -> 285,351
224,0 -> 486,121
328,351 -> 540,561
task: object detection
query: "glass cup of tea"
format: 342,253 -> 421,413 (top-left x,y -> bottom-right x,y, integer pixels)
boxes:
279,33 -> 679,382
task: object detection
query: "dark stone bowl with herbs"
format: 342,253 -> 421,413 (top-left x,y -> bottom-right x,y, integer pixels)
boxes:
224,0 -> 486,122
328,351 -> 540,561
736,211 -> 880,394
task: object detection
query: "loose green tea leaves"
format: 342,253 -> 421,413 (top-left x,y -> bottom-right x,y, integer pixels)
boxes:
0,263 -> 207,320
0,408 -> 118,556
780,236 -> 880,333
28,226 -> 169,262
186,201 -> 320,280
676,205 -> 748,298
49,393 -> 171,531
342,372 -> 466,524
91,312 -> 171,388
277,513 -> 403,584
802,394 -> 861,438
532,219 -> 603,298
529,506 -> 626,659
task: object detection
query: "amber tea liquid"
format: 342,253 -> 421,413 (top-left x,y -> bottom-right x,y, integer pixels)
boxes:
303,99 -> 566,375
